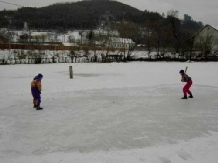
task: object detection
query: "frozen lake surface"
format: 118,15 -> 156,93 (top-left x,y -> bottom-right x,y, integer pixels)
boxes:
0,62 -> 218,163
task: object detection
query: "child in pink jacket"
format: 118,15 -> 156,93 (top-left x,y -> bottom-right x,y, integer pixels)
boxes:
179,70 -> 193,99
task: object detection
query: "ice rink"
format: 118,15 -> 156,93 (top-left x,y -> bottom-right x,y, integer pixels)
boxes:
0,62 -> 218,163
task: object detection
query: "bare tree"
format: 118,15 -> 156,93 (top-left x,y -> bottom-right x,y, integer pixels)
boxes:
167,10 -> 182,52
115,22 -> 137,61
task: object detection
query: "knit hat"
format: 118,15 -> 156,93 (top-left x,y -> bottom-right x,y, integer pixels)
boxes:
179,70 -> 184,74
38,73 -> 43,78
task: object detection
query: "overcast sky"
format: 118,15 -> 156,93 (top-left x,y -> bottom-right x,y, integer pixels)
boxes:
0,0 -> 218,28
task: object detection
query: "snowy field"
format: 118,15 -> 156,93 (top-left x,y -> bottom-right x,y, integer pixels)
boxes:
0,62 -> 218,163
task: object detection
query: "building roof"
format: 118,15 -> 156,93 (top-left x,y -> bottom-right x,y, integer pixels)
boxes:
187,25 -> 218,41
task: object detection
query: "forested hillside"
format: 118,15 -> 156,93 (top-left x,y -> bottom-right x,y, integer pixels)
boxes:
0,0 -> 204,45
0,0 -> 141,29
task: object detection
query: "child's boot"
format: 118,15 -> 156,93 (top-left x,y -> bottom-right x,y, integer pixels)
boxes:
36,106 -> 43,110
181,95 -> 188,99
188,94 -> 193,98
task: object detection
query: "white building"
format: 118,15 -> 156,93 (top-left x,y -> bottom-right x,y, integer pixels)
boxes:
189,25 -> 218,53
106,37 -> 135,50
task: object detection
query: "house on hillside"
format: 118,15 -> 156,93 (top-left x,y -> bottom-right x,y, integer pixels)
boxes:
77,28 -> 120,45
106,37 -> 135,50
186,25 -> 218,54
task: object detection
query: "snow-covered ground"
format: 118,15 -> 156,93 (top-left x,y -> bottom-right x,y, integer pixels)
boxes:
0,62 -> 218,163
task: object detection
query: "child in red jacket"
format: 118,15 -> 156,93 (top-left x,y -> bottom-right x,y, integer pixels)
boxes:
179,70 -> 193,99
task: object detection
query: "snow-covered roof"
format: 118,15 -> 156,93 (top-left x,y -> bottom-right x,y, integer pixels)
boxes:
62,43 -> 79,46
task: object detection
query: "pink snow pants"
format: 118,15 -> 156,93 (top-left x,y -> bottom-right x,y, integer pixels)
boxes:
183,80 -> 192,96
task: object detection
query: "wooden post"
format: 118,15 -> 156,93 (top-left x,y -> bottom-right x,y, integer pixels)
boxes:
69,66 -> 73,79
